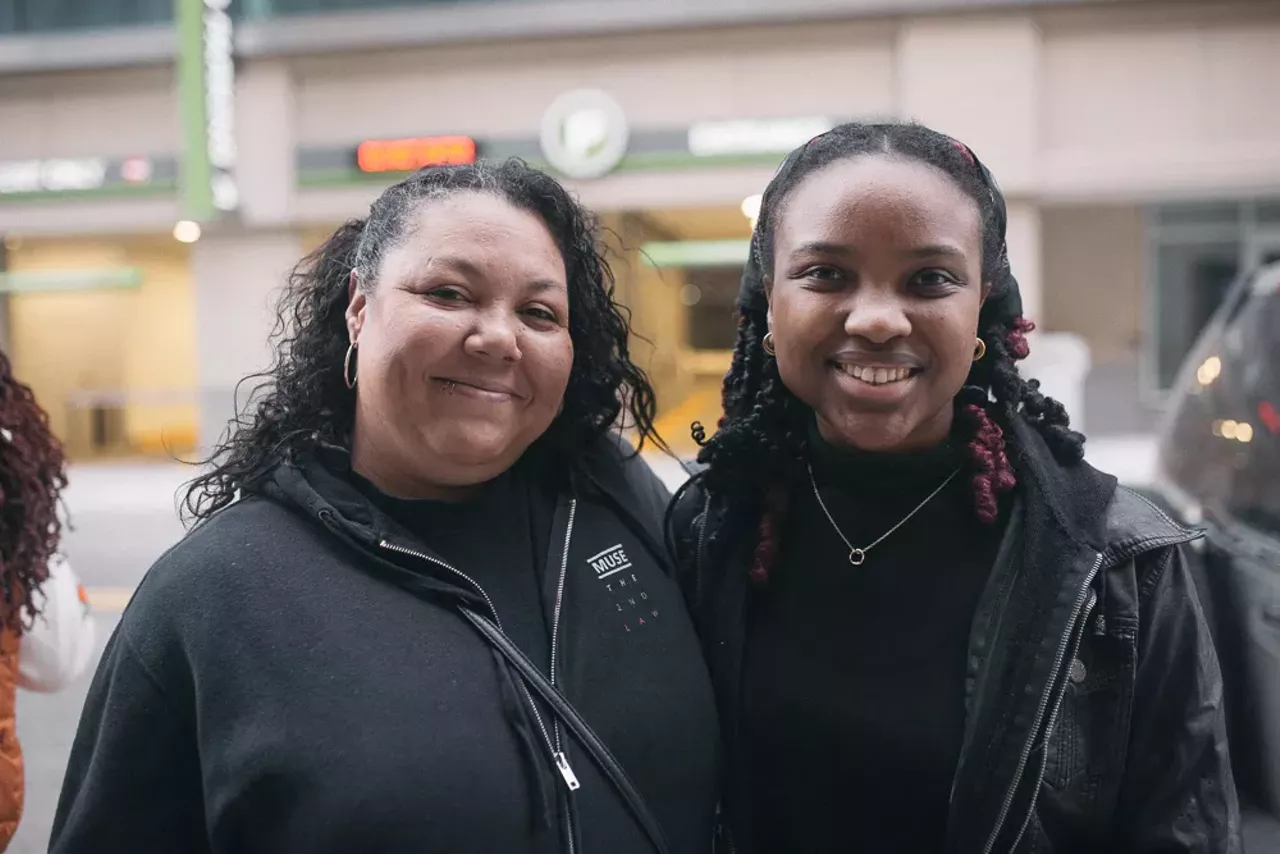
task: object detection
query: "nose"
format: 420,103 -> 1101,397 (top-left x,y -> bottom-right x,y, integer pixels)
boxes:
843,288 -> 912,345
463,307 -> 522,363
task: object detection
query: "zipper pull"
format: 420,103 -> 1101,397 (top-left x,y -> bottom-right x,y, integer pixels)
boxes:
554,752 -> 581,791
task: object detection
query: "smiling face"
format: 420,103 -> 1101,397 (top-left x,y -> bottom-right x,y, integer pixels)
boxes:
766,155 -> 990,452
345,192 -> 573,498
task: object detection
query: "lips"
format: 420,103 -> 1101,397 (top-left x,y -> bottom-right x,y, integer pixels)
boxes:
831,363 -> 917,386
436,377 -> 522,400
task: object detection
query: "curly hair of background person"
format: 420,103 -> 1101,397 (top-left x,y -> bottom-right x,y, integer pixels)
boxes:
0,348 -> 67,631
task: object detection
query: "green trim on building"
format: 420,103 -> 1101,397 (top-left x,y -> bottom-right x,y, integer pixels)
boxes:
641,239 -> 752,268
177,0 -> 212,220
0,180 -> 179,205
296,150 -> 787,189
0,267 -> 143,294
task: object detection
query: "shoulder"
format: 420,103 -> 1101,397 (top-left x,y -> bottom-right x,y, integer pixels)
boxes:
580,433 -> 686,521
667,473 -> 711,538
121,496 -> 323,648
1103,485 -> 1201,562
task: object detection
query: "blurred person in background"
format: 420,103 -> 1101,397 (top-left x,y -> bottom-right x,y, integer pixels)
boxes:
0,348 -> 96,851
667,123 -> 1240,853
51,160 -> 719,854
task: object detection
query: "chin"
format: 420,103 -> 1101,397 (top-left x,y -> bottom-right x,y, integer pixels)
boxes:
429,423 -> 527,468
821,410 -> 922,453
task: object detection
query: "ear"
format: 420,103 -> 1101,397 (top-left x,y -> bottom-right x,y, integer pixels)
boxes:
346,269 -> 367,344
980,280 -> 993,306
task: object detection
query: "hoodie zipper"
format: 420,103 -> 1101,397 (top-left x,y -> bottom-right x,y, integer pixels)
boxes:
380,504 -> 583,852
377,536 -> 574,783
981,552 -> 1104,854
551,500 -> 580,854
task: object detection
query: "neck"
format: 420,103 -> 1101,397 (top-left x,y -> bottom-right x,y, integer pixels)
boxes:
807,417 -> 960,490
350,433 -> 486,503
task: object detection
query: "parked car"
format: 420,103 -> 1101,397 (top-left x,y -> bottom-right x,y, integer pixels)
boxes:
1149,262 -> 1280,842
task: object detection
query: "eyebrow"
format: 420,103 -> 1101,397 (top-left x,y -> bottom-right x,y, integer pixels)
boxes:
425,255 -> 566,292
903,244 -> 967,260
789,241 -> 967,260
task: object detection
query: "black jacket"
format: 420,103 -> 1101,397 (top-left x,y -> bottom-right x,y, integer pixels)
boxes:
667,420 -> 1242,854
52,438 -> 720,854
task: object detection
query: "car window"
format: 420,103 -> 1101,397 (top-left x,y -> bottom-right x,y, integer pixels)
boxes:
1160,264 -> 1280,534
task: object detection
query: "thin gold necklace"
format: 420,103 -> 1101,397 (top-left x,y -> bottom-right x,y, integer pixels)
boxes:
806,462 -> 961,566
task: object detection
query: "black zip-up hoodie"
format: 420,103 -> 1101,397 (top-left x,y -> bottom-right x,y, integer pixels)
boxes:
667,419 -> 1242,854
51,437 -> 720,854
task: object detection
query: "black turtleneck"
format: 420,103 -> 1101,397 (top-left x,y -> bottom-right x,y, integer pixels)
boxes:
349,458 -> 557,665
741,424 -> 1005,853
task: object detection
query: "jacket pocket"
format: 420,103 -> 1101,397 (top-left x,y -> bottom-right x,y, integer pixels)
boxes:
1041,623 -> 1137,829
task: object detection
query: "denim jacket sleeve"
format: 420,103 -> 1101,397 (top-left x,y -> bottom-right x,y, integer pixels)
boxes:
1113,544 -> 1242,853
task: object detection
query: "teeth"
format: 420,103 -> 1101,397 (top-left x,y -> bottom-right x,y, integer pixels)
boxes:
836,364 -> 914,385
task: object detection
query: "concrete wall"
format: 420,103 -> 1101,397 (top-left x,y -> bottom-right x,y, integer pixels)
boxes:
190,229 -> 301,450
1042,205 -> 1145,366
0,66 -> 177,159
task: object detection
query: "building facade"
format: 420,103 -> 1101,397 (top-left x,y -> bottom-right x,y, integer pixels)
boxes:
1,0 -> 1278,457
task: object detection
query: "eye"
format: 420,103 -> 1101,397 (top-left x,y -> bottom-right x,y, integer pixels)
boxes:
911,269 -> 961,292
797,265 -> 845,287
425,286 -> 468,302
521,305 -> 561,325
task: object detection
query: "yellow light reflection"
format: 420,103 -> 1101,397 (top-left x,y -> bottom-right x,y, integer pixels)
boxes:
1221,420 -> 1238,440
1197,356 -> 1222,386
1237,422 -> 1254,443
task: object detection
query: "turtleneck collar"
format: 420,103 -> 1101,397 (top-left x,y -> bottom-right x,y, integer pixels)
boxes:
806,417 -> 963,493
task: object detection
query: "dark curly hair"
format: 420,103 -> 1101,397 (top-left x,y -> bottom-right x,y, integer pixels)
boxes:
184,158 -> 661,522
0,348 -> 67,632
691,122 -> 1084,583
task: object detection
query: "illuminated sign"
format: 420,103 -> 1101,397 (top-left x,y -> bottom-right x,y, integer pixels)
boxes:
0,158 -> 107,194
356,136 -> 478,173
539,89 -> 629,180
687,117 -> 834,158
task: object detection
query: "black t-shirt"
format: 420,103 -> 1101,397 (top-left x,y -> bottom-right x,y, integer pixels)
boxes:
350,461 -> 554,666
742,428 -> 1005,852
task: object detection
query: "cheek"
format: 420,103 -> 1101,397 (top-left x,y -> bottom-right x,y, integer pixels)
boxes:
923,309 -> 983,386
526,333 -> 575,403
771,295 -> 835,356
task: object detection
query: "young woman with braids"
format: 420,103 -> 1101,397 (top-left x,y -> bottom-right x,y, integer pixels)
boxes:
666,122 -> 1239,853
53,160 -> 719,854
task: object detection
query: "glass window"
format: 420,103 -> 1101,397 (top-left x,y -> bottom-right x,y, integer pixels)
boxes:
1152,239 -> 1241,389
684,266 -> 741,351
1,0 -> 174,33
1155,201 -> 1241,228
1256,199 -> 1280,226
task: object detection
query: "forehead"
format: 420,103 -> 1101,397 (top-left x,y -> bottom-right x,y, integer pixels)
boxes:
398,192 -> 559,255
775,155 -> 982,252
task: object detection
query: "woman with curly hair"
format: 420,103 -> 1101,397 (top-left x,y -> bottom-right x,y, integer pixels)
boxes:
0,346 -> 74,848
667,123 -> 1239,853
53,160 -> 719,854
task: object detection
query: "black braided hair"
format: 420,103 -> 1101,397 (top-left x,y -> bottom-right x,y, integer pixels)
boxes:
184,158 -> 662,522
692,122 -> 1084,582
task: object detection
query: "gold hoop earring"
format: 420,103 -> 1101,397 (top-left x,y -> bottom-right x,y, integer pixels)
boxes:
973,337 -> 987,362
343,343 -> 358,389
763,332 -> 776,356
